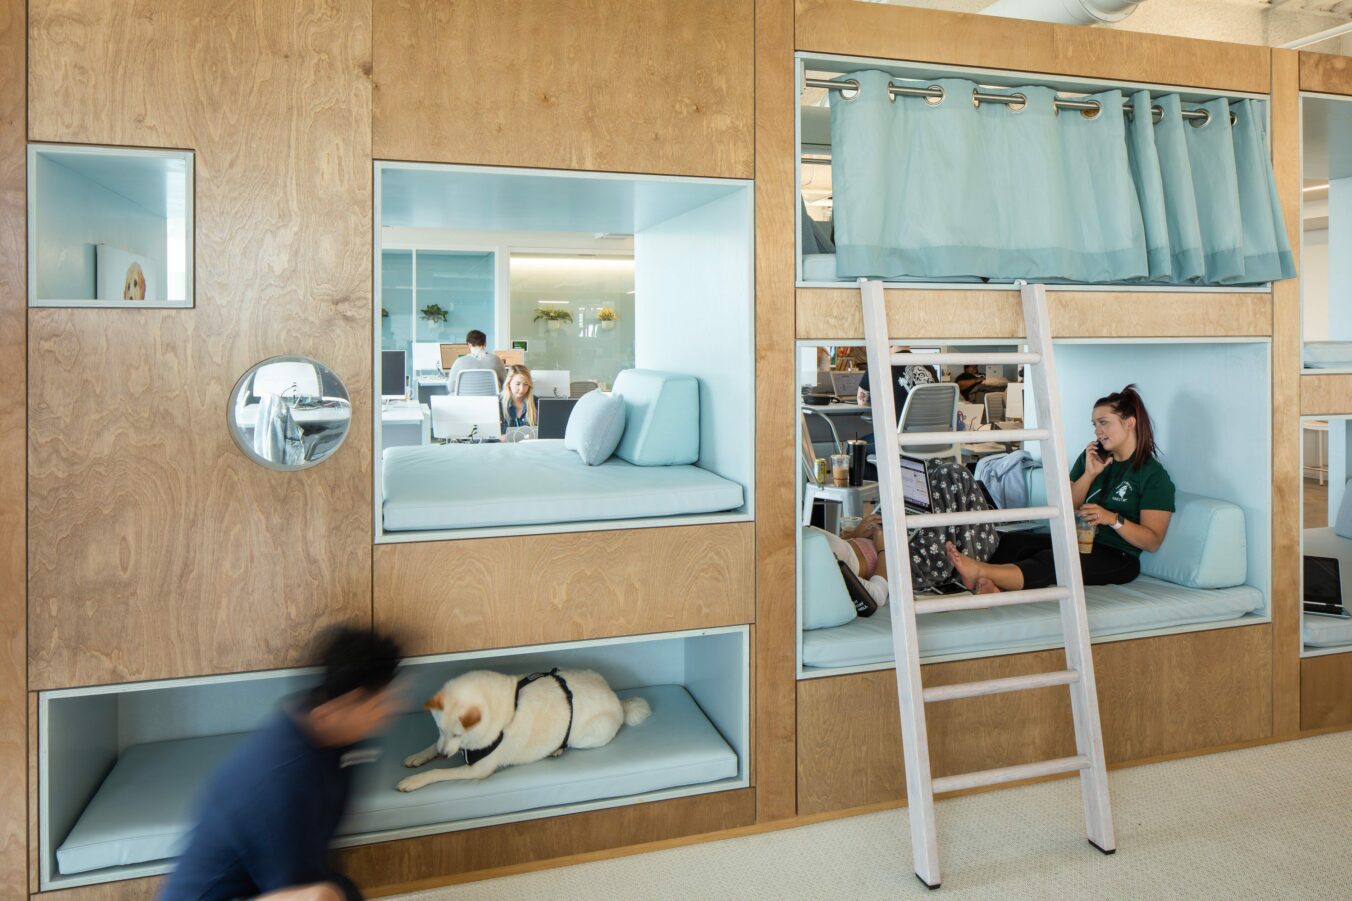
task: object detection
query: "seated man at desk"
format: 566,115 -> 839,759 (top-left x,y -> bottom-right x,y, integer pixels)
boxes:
448,329 -> 507,389
500,364 -> 539,434
954,364 -> 985,401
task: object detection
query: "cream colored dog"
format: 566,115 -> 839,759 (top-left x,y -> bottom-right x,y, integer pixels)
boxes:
396,669 -> 650,792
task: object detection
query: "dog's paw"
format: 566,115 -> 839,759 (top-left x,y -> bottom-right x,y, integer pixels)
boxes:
403,751 -> 433,768
396,774 -> 429,792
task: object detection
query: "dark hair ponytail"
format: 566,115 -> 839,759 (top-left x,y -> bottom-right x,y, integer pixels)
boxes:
1093,384 -> 1156,470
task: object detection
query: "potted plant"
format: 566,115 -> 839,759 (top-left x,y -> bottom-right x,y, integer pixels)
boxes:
596,307 -> 618,331
420,303 -> 448,324
533,308 -> 573,331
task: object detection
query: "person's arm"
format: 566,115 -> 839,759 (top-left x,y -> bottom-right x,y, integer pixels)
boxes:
1077,506 -> 1171,553
1068,448 -> 1102,508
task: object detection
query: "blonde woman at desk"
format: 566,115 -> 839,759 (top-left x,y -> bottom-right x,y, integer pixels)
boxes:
500,364 -> 539,433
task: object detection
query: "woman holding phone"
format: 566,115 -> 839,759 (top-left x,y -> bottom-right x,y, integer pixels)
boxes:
947,384 -> 1174,594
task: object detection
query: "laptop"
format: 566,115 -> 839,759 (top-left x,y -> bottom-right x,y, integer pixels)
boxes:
1303,555 -> 1349,617
830,370 -> 865,401
538,397 -> 579,440
899,456 -> 934,514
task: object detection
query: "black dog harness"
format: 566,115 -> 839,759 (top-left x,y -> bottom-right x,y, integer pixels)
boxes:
462,669 -> 574,766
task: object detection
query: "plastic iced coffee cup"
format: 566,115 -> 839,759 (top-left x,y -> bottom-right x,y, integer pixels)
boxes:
831,454 -> 850,487
1075,513 -> 1095,554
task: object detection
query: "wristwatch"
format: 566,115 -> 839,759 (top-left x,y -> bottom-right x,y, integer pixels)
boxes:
1110,513 -> 1124,531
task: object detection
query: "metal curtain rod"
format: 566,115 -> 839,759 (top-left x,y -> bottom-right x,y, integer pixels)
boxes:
803,77 -> 1233,126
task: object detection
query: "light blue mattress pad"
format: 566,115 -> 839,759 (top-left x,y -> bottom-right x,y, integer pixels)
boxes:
1303,341 -> 1352,370
56,685 -> 736,877
800,253 -> 983,284
801,578 -> 1265,670
1303,613 -> 1352,649
382,440 -> 743,531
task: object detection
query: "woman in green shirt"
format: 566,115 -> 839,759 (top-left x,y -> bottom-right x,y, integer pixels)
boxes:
947,384 -> 1175,593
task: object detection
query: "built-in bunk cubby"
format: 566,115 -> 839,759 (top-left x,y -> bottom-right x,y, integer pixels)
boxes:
1300,92 -> 1352,372
374,163 -> 754,542
38,626 -> 748,890
795,52 -> 1291,295
796,338 -> 1272,678
1300,415 -> 1352,657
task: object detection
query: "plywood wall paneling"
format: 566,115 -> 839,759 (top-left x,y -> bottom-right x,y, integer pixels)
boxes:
341,789 -> 755,893
1300,374 -> 1352,415
798,626 -> 1273,815
796,288 -> 1273,341
27,1 -> 375,689
372,0 -> 753,177
1300,653 -> 1352,730
374,524 -> 754,658
1,0 -> 26,890
1299,51 -> 1352,95
1271,50 -> 1303,737
754,0 -> 799,824
32,879 -> 162,901
795,0 -> 1269,94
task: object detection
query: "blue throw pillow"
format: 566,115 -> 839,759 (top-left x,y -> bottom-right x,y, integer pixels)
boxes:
565,391 -> 626,465
801,529 -> 857,630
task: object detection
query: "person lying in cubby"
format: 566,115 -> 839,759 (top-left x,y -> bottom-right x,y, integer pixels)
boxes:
160,628 -> 404,901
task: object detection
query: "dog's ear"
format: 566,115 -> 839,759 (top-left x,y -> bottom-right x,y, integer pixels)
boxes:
459,706 -> 481,730
423,692 -> 443,711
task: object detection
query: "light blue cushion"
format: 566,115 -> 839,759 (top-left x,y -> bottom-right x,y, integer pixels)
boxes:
1335,479 -> 1352,540
56,685 -> 736,876
1303,341 -> 1352,370
801,529 -> 857,631
801,578 -> 1263,669
1139,492 -> 1246,589
564,390 -> 625,465
612,370 -> 699,466
382,441 -> 742,531
1303,612 -> 1352,649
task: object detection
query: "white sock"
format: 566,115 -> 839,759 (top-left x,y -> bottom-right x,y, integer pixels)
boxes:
867,575 -> 889,607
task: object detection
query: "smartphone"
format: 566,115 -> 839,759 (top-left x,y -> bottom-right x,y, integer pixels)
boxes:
1094,441 -> 1108,460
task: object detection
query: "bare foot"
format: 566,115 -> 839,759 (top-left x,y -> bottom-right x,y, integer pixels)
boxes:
945,541 -> 981,590
974,576 -> 1000,595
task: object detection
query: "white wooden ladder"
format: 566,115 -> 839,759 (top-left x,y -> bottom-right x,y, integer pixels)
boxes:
858,278 -> 1115,889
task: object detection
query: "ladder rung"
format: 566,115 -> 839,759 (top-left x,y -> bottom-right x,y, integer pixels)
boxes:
932,756 -> 1090,795
890,352 -> 1040,366
914,586 -> 1071,615
922,669 -> 1079,703
907,506 -> 1058,528
898,429 -> 1049,446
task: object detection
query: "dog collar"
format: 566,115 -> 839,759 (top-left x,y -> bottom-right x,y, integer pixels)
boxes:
461,669 -> 574,767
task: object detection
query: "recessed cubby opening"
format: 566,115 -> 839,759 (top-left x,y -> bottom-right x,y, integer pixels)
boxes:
39,627 -> 748,890
796,338 -> 1272,678
1301,414 -> 1352,657
374,163 -> 754,541
1301,92 -> 1352,372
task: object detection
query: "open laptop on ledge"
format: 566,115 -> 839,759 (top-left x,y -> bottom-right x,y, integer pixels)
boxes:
1304,555 -> 1350,617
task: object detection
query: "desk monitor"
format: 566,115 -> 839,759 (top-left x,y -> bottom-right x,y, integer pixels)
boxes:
439,342 -> 470,370
1304,555 -> 1347,615
538,397 -> 579,439
495,349 -> 525,368
1006,382 -> 1025,420
899,456 -> 933,513
412,341 -> 442,373
381,350 -> 407,400
533,369 -> 571,400
430,395 -> 499,441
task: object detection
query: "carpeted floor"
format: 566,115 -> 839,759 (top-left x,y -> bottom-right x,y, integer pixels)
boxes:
393,730 -> 1352,900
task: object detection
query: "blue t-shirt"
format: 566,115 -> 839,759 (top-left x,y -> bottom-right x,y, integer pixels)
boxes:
160,709 -> 360,900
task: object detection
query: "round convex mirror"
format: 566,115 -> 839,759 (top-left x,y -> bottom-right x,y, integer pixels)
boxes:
229,356 -> 352,470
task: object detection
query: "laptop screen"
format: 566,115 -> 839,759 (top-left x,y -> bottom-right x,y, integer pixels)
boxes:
1304,556 -> 1344,611
900,457 -> 931,513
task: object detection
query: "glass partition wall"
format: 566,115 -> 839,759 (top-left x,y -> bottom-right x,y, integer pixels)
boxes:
1302,93 -> 1352,371
1301,415 -> 1352,657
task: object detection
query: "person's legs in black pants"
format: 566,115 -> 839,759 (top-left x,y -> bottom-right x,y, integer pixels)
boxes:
950,530 -> 1140,591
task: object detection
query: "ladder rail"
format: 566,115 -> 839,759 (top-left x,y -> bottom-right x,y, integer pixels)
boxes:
859,278 -> 942,887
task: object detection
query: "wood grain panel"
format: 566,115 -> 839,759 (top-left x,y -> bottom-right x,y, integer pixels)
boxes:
797,288 -> 1273,341
32,879 -> 161,901
798,626 -> 1273,814
1299,51 -> 1352,96
374,524 -> 753,657
1300,652 -> 1352,730
795,0 -> 1269,94
1300,374 -> 1352,415
341,789 -> 755,893
1272,51 -> 1302,737
27,1 -> 374,689
372,0 -> 753,177
754,0 -> 798,823
1,0 -> 25,890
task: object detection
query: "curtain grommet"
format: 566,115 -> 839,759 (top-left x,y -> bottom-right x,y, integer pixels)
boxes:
837,78 -> 861,102
923,84 -> 945,107
1007,92 -> 1028,113
1080,100 -> 1102,121
1189,108 -> 1212,129
1150,104 -> 1163,125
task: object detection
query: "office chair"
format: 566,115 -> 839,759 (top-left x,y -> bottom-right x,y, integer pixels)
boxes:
801,407 -> 842,462
569,380 -> 599,398
984,391 -> 1006,424
452,369 -> 500,397
897,383 -> 960,463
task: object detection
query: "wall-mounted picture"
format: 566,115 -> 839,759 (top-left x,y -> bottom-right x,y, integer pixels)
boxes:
96,244 -> 159,302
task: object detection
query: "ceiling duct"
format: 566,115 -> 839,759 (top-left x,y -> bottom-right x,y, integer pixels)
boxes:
982,0 -> 1143,26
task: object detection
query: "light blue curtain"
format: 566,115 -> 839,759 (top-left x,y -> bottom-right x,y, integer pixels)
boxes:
829,71 -> 1294,286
